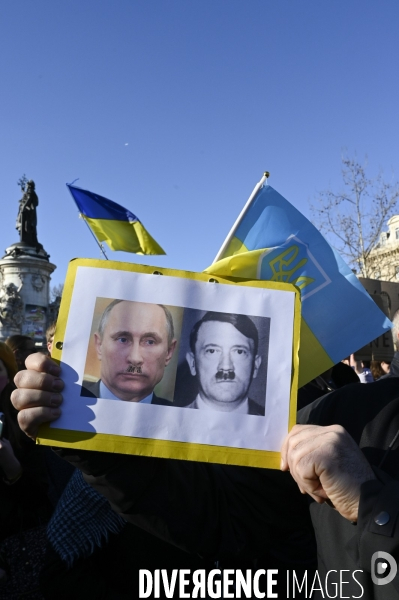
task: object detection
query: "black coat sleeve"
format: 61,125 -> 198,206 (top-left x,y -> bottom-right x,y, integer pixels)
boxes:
54,448 -> 313,561
357,471 -> 399,592
298,379 -> 399,593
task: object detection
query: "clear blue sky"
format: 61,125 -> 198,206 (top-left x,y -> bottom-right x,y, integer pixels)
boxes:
1,0 -> 398,289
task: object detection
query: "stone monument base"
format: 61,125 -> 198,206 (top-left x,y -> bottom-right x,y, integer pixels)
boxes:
0,242 -> 56,342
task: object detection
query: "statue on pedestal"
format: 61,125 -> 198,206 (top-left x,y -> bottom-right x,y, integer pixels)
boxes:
0,177 -> 57,341
16,180 -> 39,246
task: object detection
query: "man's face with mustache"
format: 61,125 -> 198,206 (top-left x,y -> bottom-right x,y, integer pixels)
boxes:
94,301 -> 176,402
186,320 -> 261,410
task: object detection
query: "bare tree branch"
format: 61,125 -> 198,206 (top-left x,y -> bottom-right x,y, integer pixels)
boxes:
51,283 -> 64,302
310,156 -> 399,279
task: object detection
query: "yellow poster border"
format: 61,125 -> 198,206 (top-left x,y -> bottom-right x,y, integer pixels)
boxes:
37,258 -> 301,469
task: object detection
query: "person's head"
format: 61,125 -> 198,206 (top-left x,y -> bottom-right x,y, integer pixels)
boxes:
94,300 -> 177,402
331,362 -> 360,388
370,360 -> 391,380
0,342 -> 18,395
186,312 -> 261,410
5,335 -> 38,371
46,322 -> 57,354
381,360 -> 391,374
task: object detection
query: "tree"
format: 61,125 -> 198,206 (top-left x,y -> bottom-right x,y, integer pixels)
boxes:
17,174 -> 28,191
311,157 -> 399,278
51,283 -> 64,302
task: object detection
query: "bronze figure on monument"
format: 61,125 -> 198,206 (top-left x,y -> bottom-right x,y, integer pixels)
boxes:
0,177 -> 57,341
16,180 -> 39,246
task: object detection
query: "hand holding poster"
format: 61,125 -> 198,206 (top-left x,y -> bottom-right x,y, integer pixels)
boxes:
38,259 -> 300,469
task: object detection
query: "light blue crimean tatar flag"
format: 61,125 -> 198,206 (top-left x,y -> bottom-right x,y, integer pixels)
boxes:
205,176 -> 392,387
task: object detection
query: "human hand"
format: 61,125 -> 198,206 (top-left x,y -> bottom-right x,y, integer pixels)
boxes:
349,353 -> 363,375
11,353 -> 64,440
280,424 -> 376,522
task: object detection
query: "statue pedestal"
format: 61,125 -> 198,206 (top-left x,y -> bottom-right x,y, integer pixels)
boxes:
0,242 -> 56,342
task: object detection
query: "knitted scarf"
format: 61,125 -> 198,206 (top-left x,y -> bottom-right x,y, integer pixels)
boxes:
47,469 -> 126,567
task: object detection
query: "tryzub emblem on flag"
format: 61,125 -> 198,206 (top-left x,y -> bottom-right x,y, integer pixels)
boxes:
206,176 -> 391,386
257,235 -> 331,300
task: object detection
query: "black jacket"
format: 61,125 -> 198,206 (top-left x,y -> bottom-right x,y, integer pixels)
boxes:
54,457 -> 316,597
298,377 -> 399,599
56,377 -> 399,599
381,351 -> 399,379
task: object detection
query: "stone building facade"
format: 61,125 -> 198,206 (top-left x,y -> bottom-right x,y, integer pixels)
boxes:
366,215 -> 399,282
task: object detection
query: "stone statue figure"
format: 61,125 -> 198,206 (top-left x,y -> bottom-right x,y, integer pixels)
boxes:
16,180 -> 39,246
0,283 -> 24,329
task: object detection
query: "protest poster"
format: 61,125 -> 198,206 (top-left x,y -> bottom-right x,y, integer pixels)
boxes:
353,294 -> 395,362
37,258 -> 300,469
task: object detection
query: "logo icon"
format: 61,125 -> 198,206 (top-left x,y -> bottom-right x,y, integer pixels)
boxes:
371,551 -> 397,585
268,246 -> 314,290
257,235 -> 331,301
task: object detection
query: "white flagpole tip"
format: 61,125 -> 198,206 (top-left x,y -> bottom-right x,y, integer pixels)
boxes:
212,172 -> 268,264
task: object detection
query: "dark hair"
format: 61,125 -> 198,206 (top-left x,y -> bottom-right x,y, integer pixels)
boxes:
6,335 -> 35,353
189,311 -> 259,355
370,360 -> 389,381
331,362 -> 360,387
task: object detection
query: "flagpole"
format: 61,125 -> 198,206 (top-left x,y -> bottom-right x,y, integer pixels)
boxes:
66,182 -> 109,260
212,171 -> 269,263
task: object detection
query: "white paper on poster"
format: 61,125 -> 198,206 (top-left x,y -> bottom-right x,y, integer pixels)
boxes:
54,267 -> 295,452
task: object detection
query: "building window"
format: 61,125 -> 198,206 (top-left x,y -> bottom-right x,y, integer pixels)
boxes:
396,228 -> 399,240
396,266 -> 399,281
380,232 -> 387,246
374,271 -> 381,280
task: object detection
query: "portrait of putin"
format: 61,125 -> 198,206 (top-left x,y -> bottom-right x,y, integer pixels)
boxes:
82,299 -> 177,405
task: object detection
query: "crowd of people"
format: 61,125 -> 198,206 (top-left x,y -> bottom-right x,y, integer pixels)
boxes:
0,307 -> 398,599
0,326 -> 74,598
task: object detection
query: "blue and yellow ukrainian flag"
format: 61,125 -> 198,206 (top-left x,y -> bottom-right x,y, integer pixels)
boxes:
67,184 -> 165,255
205,177 -> 391,387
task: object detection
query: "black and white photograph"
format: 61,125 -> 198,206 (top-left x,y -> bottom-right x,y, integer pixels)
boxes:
174,309 -> 270,416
